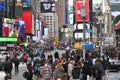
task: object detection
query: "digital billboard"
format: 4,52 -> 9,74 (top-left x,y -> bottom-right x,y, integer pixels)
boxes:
40,2 -> 55,13
22,10 -> 32,34
75,0 -> 90,22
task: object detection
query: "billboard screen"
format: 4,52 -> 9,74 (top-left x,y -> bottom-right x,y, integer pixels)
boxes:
40,2 -> 55,13
22,10 -> 32,34
75,0 -> 90,22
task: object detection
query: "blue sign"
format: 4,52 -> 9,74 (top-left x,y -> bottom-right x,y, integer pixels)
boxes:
0,2 -> 6,11
85,43 -> 93,51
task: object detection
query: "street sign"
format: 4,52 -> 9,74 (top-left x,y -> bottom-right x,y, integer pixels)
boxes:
86,29 -> 93,33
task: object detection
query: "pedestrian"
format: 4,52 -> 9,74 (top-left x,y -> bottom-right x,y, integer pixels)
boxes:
62,58 -> 68,80
13,56 -> 20,74
53,61 -> 64,80
68,57 -> 74,80
23,53 -> 28,64
33,59 -> 41,80
82,60 -> 92,80
72,63 -> 81,80
26,62 -> 33,80
40,60 -> 52,80
4,57 -> 13,77
54,52 -> 59,61
29,53 -> 34,64
92,59 -> 104,80
0,59 -> 4,71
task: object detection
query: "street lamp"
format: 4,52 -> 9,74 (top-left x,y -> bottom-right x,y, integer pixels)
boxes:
81,0 -> 86,60
98,15 -> 103,56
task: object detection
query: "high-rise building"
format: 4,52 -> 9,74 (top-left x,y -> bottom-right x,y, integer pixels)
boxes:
55,0 -> 66,27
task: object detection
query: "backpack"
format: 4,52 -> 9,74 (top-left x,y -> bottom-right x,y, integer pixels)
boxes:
34,64 -> 40,75
72,68 -> 80,79
92,65 -> 102,78
23,71 -> 30,79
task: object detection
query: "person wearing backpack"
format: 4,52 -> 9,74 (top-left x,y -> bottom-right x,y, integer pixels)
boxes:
0,59 -> 4,71
72,63 -> 81,80
92,59 -> 104,80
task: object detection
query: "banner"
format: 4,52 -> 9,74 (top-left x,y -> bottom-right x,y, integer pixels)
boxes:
40,2 -> 55,13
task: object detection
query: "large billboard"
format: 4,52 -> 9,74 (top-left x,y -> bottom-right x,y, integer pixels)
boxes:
22,10 -> 32,34
75,0 -> 90,22
2,18 -> 26,38
40,2 -> 55,13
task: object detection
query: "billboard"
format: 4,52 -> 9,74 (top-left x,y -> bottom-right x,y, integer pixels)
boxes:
2,18 -> 16,37
75,0 -> 90,22
40,2 -> 55,13
22,10 -> 32,34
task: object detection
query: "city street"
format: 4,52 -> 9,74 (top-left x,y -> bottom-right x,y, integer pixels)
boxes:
12,50 -> 65,80
0,50 -> 119,80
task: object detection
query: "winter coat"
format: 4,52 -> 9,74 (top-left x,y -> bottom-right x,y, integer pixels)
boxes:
72,67 -> 81,79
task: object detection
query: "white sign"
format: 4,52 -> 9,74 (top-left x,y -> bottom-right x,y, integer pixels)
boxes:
0,46 -> 7,50
7,44 -> 14,47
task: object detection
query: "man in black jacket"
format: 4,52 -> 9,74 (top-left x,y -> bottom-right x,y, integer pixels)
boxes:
72,63 -> 81,80
4,57 -> 13,76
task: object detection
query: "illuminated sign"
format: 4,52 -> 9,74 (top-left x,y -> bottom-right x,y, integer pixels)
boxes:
0,37 -> 17,42
40,2 -> 55,13
75,0 -> 90,22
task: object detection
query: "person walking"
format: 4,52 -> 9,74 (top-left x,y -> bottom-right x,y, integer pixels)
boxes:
53,61 -> 64,80
26,62 -> 33,80
4,57 -> 13,76
40,60 -> 52,80
68,57 -> 74,80
23,53 -> 28,64
13,56 -> 20,75
72,63 -> 81,80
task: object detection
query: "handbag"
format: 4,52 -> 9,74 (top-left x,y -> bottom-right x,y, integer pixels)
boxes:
23,70 -> 30,79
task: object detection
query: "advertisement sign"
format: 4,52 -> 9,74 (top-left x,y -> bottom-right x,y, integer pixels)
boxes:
92,0 -> 102,13
22,10 -> 32,34
2,18 -> 15,37
22,0 -> 31,9
40,2 -> 55,13
75,0 -> 90,22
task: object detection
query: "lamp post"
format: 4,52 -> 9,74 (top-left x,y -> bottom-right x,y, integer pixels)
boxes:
98,14 -> 103,56
100,17 -> 103,56
81,0 -> 86,60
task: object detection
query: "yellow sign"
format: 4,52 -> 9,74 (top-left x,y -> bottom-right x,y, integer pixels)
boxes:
74,42 -> 81,49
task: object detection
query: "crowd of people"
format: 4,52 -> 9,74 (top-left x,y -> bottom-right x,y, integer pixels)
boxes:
0,45 -> 119,80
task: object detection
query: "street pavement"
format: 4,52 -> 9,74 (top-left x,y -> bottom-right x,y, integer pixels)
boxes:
0,50 -> 120,80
